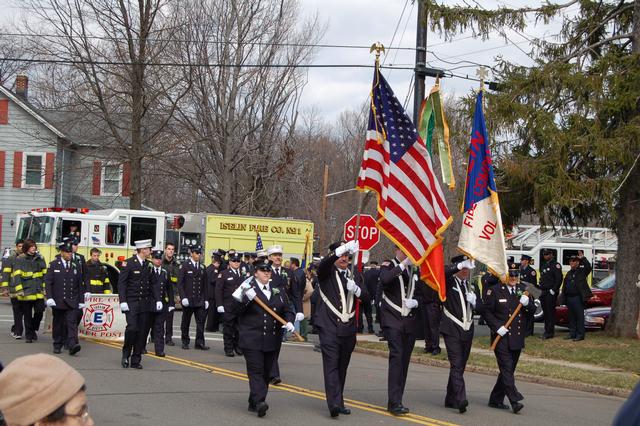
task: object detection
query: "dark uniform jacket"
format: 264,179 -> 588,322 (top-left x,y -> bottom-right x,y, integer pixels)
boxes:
560,266 -> 593,305
215,268 -> 246,311
236,278 -> 294,352
379,259 -> 419,333
519,265 -> 538,287
482,283 -> 536,350
177,260 -> 208,308
85,260 -> 112,294
539,259 -> 563,296
150,266 -> 174,311
72,253 -> 86,282
206,263 -> 221,303
44,258 -> 84,309
118,255 -> 159,312
314,254 -> 369,337
481,272 -> 500,302
292,267 -> 307,308
271,266 -> 302,313
363,268 -> 381,301
440,265 -> 475,342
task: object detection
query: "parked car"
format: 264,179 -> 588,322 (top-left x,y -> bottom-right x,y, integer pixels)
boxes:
555,273 -> 616,329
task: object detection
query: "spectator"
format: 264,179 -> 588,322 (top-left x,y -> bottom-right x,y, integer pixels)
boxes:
300,268 -> 315,340
0,354 -> 94,426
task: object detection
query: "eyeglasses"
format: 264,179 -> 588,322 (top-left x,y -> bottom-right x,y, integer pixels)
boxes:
65,404 -> 90,423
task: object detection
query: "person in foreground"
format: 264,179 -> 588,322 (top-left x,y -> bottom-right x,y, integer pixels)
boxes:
232,259 -> 295,418
0,353 -> 94,426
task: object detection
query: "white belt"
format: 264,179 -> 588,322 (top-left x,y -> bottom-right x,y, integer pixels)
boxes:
319,287 -> 354,323
318,269 -> 355,323
443,306 -> 473,331
383,261 -> 417,317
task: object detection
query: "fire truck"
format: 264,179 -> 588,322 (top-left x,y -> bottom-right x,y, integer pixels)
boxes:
12,208 -> 314,286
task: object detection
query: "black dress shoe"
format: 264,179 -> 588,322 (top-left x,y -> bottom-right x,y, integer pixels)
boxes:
142,349 -> 147,354
256,401 -> 269,418
270,377 -> 281,385
156,352 -> 166,357
194,344 -> 210,350
225,351 -> 235,357
32,332 -> 38,341
248,404 -> 257,412
121,357 -> 130,368
367,328 -> 374,334
166,340 -> 175,346
339,407 -> 351,415
130,363 -> 143,369
69,344 -> 81,356
25,338 -> 33,343
53,347 -> 62,354
511,402 -> 524,414
431,348 -> 442,356
573,337 -> 585,341
488,402 -> 509,410
458,399 -> 468,414
540,335 -> 553,340
563,335 -> 575,340
388,404 -> 409,415
329,406 -> 341,418
182,344 -> 190,349
234,347 -> 243,356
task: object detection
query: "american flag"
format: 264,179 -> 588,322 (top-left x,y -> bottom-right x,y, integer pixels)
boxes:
357,68 -> 452,300
255,232 -> 263,251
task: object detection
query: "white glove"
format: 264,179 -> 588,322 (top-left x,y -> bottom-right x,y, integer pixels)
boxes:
120,302 -> 129,312
403,298 -> 419,309
168,306 -> 175,312
181,298 -> 189,307
205,301 -> 210,310
497,326 -> 509,337
46,298 -> 56,307
156,301 -> 163,311
336,240 -> 359,256
550,289 -> 555,296
78,303 -> 85,309
245,288 -> 257,301
457,259 -> 475,270
295,312 -> 305,322
400,257 -> 413,270
466,292 -> 477,307
217,306 -> 225,313
335,243 -> 348,257
282,322 -> 295,333
84,292 -> 91,302
519,294 -> 529,306
346,279 -> 361,297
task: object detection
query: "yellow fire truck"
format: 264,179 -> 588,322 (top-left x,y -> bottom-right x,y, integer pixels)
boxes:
14,208 -> 314,283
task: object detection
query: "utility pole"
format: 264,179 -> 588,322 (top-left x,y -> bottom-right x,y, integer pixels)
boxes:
319,164 -> 329,254
413,0 -> 428,124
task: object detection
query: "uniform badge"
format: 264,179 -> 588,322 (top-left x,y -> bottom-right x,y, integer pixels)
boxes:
556,264 -> 561,269
487,289 -> 492,296
531,271 -> 536,276
121,261 -> 127,267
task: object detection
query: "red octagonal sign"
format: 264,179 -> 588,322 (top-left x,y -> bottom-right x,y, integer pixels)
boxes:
343,214 -> 380,251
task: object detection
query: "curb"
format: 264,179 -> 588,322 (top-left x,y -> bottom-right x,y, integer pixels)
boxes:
354,346 -> 631,399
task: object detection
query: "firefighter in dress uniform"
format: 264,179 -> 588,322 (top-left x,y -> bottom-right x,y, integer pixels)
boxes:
215,251 -> 246,357
519,254 -> 538,336
206,249 -> 224,332
149,249 -> 174,357
162,243 -> 180,346
481,262 -> 535,414
539,249 -> 563,339
44,241 -> 85,355
177,245 -> 210,350
441,255 -> 477,414
378,247 -> 420,415
117,239 -> 161,369
231,259 -> 295,418
315,240 -> 368,418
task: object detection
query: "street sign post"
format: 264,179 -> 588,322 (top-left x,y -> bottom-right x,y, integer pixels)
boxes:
343,214 -> 380,251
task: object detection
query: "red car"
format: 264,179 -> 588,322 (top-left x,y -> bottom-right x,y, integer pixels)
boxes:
555,274 -> 616,327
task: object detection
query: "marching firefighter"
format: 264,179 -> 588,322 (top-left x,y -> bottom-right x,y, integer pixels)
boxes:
378,247 -> 420,415
162,243 -> 180,346
44,241 -> 85,355
216,251 -> 246,357
231,259 -> 295,418
118,239 -> 160,369
150,249 -> 174,357
482,262 -> 535,414
85,248 -> 112,294
1,239 -> 24,339
205,250 -> 224,333
178,245 -> 210,350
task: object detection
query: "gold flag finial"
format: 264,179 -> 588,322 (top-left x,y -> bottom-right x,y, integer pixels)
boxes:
370,42 -> 385,61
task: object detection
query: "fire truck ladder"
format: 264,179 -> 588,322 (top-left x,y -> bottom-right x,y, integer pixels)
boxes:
507,225 -> 618,251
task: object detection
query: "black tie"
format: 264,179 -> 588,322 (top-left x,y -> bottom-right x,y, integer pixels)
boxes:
276,268 -> 280,276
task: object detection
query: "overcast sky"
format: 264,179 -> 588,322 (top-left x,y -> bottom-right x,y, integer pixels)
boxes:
0,0 -> 573,122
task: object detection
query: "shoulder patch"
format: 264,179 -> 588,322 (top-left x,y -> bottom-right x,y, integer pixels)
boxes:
487,289 -> 492,296
531,271 -> 536,276
121,261 -> 127,267
556,264 -> 561,269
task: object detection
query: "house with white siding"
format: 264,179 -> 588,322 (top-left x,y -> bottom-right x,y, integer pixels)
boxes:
0,75 -> 130,249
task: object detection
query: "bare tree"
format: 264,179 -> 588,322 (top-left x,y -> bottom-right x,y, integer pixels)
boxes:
0,29 -> 32,86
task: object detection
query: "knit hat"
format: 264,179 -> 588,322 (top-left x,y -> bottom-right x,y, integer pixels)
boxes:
0,354 -> 85,425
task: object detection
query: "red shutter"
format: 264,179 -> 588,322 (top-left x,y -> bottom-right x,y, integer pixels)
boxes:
12,151 -> 23,188
122,162 -> 131,196
0,99 -> 8,125
0,151 -> 5,188
92,161 -> 102,196
44,152 -> 55,189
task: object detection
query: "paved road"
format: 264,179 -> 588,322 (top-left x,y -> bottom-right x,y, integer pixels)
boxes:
0,299 -> 624,426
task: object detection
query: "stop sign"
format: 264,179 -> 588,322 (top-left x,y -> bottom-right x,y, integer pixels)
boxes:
343,214 -> 380,251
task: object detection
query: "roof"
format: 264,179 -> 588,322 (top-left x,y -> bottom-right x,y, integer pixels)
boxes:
0,85 -> 66,139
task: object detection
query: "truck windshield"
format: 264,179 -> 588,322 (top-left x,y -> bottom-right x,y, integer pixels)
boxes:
24,216 -> 56,243
16,217 -> 32,242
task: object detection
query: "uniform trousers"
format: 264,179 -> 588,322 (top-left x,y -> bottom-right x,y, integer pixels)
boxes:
205,298 -> 220,331
383,326 -> 416,406
18,299 -> 45,340
164,309 -> 175,342
52,308 -> 79,349
181,306 -> 206,347
566,295 -> 586,339
243,349 -> 277,406
319,329 -> 356,410
123,308 -> 153,365
423,302 -> 441,351
357,301 -> 374,332
443,334 -> 472,407
222,311 -> 239,352
490,342 -> 523,405
153,310 -> 167,354
540,293 -> 557,337
10,297 -> 23,336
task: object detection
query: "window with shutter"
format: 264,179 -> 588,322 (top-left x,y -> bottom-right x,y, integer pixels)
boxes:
101,163 -> 122,195
22,152 -> 45,188
0,99 -> 8,125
